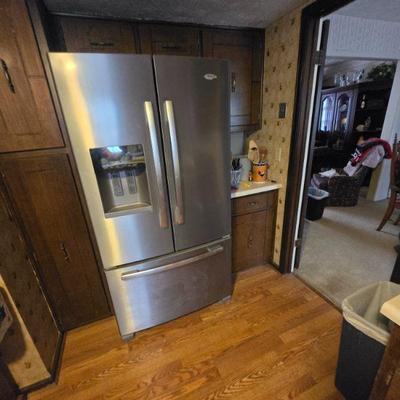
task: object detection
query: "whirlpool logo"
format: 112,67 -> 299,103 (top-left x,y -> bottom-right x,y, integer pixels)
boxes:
204,73 -> 218,80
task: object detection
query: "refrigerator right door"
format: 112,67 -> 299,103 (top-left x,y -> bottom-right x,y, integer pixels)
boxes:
154,56 -> 231,251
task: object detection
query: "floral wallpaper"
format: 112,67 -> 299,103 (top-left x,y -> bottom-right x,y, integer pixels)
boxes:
250,5 -> 304,265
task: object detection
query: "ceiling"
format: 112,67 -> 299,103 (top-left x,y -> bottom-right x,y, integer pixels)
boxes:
43,0 -> 305,28
336,0 -> 400,23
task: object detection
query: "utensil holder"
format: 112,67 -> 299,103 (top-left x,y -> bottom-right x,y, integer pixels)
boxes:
252,162 -> 268,183
231,169 -> 242,189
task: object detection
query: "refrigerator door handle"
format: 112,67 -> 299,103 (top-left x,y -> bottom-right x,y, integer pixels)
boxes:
121,244 -> 223,280
144,101 -> 169,229
164,100 -> 184,225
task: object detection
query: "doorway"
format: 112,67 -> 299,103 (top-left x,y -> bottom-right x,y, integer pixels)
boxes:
282,0 -> 400,306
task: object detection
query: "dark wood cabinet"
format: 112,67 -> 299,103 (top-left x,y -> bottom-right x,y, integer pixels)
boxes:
49,15 -> 264,133
0,154 -> 110,331
0,184 -> 61,384
203,29 -> 264,132
232,191 -> 277,273
58,16 -> 138,53
0,0 -> 64,153
138,24 -> 200,56
315,80 -> 393,171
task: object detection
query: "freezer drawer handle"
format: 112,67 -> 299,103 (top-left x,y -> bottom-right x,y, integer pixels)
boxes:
144,101 -> 169,229
121,245 -> 224,280
164,100 -> 184,225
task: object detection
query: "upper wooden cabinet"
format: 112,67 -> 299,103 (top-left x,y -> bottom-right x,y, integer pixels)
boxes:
0,0 -> 63,153
0,154 -> 110,331
58,17 -> 138,53
49,15 -> 264,132
203,29 -> 264,132
138,24 -> 201,56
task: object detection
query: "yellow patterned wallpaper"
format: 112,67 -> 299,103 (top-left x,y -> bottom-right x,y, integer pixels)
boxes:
250,5 -> 304,265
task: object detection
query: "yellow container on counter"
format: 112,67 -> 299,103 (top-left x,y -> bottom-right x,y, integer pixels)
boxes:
252,162 -> 268,182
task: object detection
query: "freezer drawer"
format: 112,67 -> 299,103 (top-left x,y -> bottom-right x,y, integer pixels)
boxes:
105,238 -> 232,338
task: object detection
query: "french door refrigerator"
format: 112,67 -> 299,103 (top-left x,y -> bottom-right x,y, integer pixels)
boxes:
49,53 -> 232,339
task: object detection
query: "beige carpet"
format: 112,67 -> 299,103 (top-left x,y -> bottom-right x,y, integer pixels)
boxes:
296,197 -> 398,308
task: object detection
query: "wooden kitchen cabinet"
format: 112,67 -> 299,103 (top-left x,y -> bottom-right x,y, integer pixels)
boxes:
202,28 -> 264,132
232,191 -> 277,272
0,185 -> 61,386
0,0 -> 64,153
0,154 -> 110,331
138,24 -> 201,56
58,16 -> 138,53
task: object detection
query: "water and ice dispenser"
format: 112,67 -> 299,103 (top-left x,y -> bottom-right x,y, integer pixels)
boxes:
89,144 -> 151,218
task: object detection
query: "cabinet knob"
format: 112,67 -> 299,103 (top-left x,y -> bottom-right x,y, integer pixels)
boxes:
247,234 -> 253,248
248,201 -> 257,207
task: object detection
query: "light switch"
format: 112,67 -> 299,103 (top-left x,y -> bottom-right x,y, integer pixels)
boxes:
279,103 -> 287,118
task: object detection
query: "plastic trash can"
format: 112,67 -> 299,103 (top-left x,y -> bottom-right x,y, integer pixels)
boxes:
335,281 -> 400,400
305,187 -> 329,221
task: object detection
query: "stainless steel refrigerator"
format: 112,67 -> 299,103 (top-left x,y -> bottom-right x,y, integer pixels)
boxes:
49,53 -> 232,339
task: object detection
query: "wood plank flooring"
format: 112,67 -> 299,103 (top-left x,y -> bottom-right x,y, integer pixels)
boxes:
29,266 -> 344,400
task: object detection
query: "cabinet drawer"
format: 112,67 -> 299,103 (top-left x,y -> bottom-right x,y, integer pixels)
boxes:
106,239 -> 231,337
232,193 -> 267,216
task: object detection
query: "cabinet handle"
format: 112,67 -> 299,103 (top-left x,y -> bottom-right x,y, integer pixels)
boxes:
231,72 -> 236,93
248,201 -> 257,207
89,42 -> 114,47
161,44 -> 183,50
59,241 -> 70,263
0,172 -> 14,221
121,245 -> 223,280
1,59 -> 15,93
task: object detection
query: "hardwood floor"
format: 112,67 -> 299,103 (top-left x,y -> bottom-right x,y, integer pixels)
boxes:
29,266 -> 344,400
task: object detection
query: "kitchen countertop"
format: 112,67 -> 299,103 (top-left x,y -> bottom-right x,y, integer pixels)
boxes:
381,294 -> 400,326
231,181 -> 282,199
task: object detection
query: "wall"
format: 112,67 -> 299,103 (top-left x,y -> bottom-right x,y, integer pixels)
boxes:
326,14 -> 400,60
368,61 -> 400,201
250,5 -> 303,265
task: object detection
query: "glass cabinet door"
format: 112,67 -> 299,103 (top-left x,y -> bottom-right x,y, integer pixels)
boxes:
334,91 -> 353,133
319,93 -> 335,132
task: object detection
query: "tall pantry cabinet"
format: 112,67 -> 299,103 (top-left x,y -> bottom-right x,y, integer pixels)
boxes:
0,0 -> 110,333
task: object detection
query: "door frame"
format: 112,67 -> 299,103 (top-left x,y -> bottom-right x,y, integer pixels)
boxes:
279,0 -> 354,274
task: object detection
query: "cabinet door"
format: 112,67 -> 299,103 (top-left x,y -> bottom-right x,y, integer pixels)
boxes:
319,93 -> 336,132
203,29 -> 264,131
138,24 -> 200,56
232,210 -> 267,272
263,190 -> 277,264
334,90 -> 353,134
0,0 -> 63,153
0,186 -> 60,375
0,154 -> 110,330
59,17 -> 137,53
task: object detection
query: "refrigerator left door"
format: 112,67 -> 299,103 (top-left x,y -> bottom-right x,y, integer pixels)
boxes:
49,53 -> 174,268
